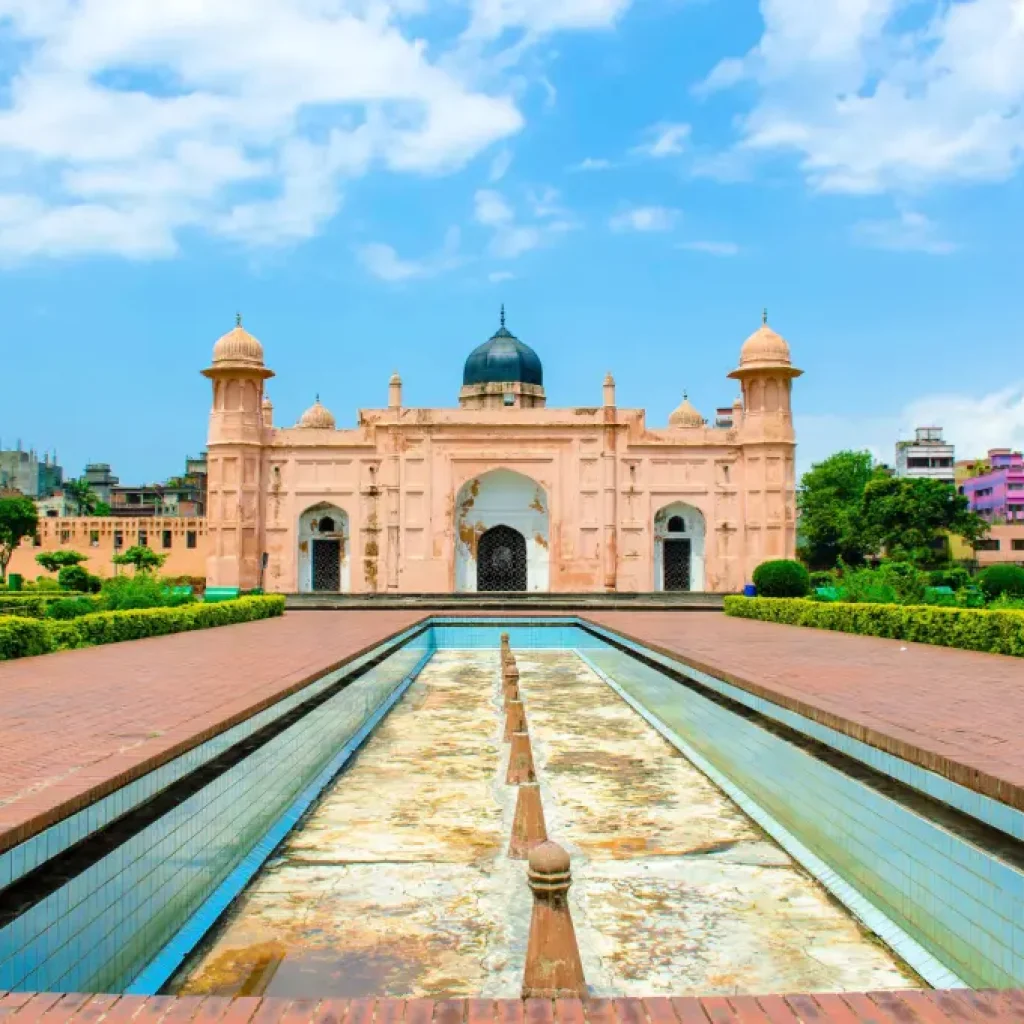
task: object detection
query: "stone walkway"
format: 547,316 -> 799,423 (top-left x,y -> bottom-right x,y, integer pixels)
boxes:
0,611 -> 422,854
0,991 -> 1019,1021
586,611 -> 1024,811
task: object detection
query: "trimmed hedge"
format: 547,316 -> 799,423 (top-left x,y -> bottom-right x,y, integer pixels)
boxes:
0,594 -> 77,618
0,595 -> 286,661
723,596 -> 1024,657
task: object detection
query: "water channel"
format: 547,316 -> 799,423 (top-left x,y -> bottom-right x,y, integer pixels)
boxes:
170,648 -> 918,998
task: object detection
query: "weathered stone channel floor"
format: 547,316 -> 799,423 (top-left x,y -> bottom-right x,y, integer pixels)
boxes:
172,649 -> 918,999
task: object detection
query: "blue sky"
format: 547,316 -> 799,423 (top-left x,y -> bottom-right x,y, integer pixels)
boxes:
1,0 -> 1023,484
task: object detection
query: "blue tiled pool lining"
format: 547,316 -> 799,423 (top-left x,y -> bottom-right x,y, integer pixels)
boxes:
1,617 -> 1022,995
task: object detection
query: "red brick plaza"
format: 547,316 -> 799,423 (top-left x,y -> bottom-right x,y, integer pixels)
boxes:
1,611 -> 1022,1022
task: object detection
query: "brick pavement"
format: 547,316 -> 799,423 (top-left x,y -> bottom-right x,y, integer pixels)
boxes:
0,992 -> 1021,1022
0,611 -> 425,855
586,611 -> 1024,811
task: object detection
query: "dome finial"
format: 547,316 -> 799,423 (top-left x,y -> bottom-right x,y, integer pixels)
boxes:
236,311 -> 242,328
500,303 -> 506,329
762,307 -> 768,326
683,389 -> 688,401
315,392 -> 320,403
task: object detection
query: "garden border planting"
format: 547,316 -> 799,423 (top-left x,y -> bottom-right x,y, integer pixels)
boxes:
724,595 -> 1024,657
0,595 -> 285,661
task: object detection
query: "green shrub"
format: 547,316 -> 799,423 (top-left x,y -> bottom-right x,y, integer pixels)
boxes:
58,565 -> 101,593
928,567 -> 972,591
24,576 -> 62,592
724,596 -> 1024,657
0,594 -> 51,617
100,574 -> 193,611
0,595 -> 286,661
809,570 -> 837,589
752,559 -> 810,598
0,616 -> 52,659
977,565 -> 1024,602
838,561 -> 929,605
45,597 -> 101,620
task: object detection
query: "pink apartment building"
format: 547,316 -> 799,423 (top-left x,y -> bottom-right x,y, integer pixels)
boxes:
203,311 -> 801,594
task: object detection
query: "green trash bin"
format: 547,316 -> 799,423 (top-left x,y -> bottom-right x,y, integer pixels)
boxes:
7,573 -> 23,592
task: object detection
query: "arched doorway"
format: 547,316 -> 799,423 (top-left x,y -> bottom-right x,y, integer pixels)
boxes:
298,503 -> 350,593
454,469 -> 549,592
477,525 -> 528,591
654,503 -> 706,592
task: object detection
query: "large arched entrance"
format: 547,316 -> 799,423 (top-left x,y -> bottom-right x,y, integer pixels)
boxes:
477,525 -> 528,591
653,503 -> 706,592
298,503 -> 350,593
455,469 -> 549,592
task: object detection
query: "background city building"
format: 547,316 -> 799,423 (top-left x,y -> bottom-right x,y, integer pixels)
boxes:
0,446 -> 63,498
961,449 -> 1024,523
895,427 -> 955,486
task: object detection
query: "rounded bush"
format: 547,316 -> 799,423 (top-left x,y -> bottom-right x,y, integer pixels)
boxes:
752,559 -> 811,598
58,565 -> 98,593
977,565 -> 1024,601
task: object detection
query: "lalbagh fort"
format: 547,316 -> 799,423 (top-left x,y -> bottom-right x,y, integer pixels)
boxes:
204,309 -> 800,595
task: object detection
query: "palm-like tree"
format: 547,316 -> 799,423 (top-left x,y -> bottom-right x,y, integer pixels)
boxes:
65,478 -> 98,516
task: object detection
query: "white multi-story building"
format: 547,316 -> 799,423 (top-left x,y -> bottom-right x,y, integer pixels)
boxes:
895,427 -> 955,486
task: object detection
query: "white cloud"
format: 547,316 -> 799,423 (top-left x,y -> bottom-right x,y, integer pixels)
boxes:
676,239 -> 740,256
465,0 -> 633,40
474,188 -> 516,226
699,0 -> 1024,194
489,149 -> 514,182
796,383 -> 1024,477
609,205 -> 679,232
632,122 -> 691,158
357,227 -> 462,281
568,157 -> 614,172
475,185 -> 577,258
489,270 -> 516,282
0,1 -> 528,260
850,210 -> 956,255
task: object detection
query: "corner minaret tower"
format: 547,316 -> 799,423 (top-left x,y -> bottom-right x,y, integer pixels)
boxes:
202,315 -> 274,590
728,311 -> 802,570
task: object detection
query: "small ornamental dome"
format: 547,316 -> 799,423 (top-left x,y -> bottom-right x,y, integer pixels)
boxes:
528,840 -> 571,876
738,311 -> 792,369
212,314 -> 264,367
463,305 -> 543,387
296,395 -> 336,430
262,394 -> 273,411
669,392 -> 704,428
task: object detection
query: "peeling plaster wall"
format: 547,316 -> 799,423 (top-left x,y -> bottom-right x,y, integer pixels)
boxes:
297,504 -> 351,593
652,503 -> 706,592
209,397 -> 797,593
454,470 -> 550,592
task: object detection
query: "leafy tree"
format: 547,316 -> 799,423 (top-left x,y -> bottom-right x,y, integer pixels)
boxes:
797,451 -> 876,570
94,501 -> 112,516
58,565 -> 101,593
112,544 -> 167,574
860,475 -> 987,566
64,478 -> 98,516
0,496 -> 39,581
36,550 -> 88,574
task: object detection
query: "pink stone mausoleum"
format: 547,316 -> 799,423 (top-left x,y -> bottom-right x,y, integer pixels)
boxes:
203,311 -> 800,594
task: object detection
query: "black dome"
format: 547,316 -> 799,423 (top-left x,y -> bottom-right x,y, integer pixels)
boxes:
463,311 -> 543,387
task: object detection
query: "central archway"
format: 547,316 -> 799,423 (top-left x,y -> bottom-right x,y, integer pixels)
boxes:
455,469 -> 549,592
477,525 -> 528,591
